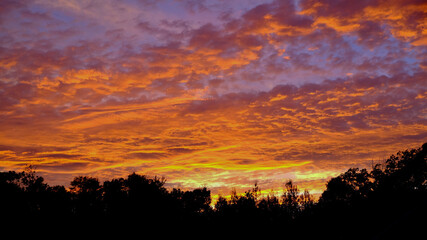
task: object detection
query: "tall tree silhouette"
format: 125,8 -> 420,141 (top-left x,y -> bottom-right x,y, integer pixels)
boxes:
320,168 -> 372,206
70,176 -> 102,217
0,170 -> 26,218
103,177 -> 128,217
315,143 -> 427,239
282,180 -> 300,219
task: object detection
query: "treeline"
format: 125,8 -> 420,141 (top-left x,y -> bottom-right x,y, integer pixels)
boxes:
1,143 -> 426,238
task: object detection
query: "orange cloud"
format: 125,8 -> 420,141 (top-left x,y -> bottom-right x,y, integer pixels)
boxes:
0,0 -> 426,198
3,71 -> 425,197
300,0 -> 427,45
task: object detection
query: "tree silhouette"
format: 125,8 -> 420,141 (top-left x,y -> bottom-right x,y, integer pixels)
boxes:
103,177 -> 128,217
314,143 -> 427,239
300,189 -> 314,211
70,176 -> 102,217
0,170 -> 26,218
320,167 -> 373,206
257,191 -> 282,223
0,142 -> 425,236
125,172 -> 170,222
282,180 -> 300,219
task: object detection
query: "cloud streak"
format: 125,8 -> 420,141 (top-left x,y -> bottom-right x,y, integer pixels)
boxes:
0,0 -> 426,196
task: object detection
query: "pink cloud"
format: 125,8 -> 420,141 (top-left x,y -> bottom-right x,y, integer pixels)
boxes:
0,0 -> 426,196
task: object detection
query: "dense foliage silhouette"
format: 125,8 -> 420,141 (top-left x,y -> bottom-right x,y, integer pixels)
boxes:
1,143 -> 425,237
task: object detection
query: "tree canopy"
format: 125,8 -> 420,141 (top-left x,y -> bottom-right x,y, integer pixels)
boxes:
1,143 -> 425,238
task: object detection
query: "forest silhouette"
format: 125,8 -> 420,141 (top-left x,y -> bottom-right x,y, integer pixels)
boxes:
1,143 -> 426,238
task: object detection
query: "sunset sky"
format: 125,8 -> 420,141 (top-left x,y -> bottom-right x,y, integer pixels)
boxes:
1,0 -> 426,198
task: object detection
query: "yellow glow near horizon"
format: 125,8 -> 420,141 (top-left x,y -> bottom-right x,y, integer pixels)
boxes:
0,0 -> 426,198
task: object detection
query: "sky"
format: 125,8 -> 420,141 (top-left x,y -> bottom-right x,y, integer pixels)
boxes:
0,0 -> 426,198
